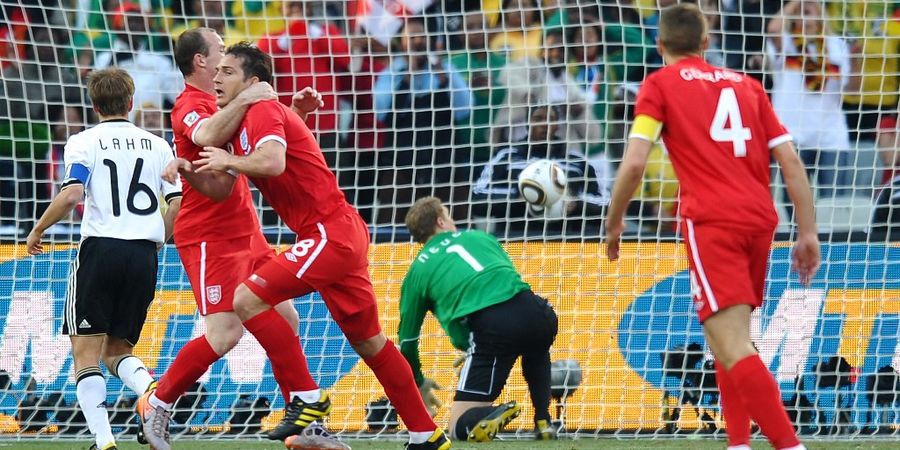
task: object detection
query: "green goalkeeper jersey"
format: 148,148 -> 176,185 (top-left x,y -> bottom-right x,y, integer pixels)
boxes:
398,230 -> 530,385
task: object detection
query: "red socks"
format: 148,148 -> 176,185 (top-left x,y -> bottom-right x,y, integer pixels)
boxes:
155,336 -> 220,404
728,355 -> 800,449
715,359 -> 750,447
244,308 -> 318,402
364,342 -> 436,432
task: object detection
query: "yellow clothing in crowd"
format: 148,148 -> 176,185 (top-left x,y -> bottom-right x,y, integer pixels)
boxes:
230,1 -> 286,39
831,1 -> 900,107
489,29 -> 544,62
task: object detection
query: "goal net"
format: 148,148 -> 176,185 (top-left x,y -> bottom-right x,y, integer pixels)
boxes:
0,0 -> 899,443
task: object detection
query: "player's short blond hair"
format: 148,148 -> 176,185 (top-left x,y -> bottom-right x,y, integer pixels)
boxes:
88,68 -> 135,117
659,3 -> 707,56
406,196 -> 445,244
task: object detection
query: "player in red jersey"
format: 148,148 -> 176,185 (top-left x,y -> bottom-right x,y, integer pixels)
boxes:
135,28 -> 335,450
605,5 -> 820,450
192,42 -> 449,450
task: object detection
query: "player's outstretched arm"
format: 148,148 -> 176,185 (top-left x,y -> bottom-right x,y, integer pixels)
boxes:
26,185 -> 84,255
773,141 -> 821,285
291,87 -> 324,122
196,141 -> 286,178
605,137 -> 653,261
162,157 -> 235,202
192,82 -> 277,147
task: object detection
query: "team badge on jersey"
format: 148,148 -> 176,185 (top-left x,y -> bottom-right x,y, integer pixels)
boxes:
206,285 -> 222,304
240,128 -> 249,153
183,111 -> 201,127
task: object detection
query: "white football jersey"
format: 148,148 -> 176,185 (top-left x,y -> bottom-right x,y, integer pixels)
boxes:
62,120 -> 182,243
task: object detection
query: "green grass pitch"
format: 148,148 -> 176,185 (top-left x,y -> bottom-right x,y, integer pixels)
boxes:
3,440 -> 900,450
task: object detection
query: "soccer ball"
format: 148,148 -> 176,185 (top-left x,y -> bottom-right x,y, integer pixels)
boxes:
525,201 -> 566,220
550,359 -> 583,399
517,159 -> 568,207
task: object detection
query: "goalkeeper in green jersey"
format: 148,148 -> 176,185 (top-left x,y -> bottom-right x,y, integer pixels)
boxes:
399,197 -> 559,442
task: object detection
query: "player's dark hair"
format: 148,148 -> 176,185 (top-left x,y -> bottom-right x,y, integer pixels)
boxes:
175,27 -> 216,77
225,41 -> 273,84
659,3 -> 707,56
88,68 -> 135,117
406,196 -> 445,244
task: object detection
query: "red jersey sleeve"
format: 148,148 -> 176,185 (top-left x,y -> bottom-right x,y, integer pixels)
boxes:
246,101 -> 288,151
751,78 -> 791,149
634,75 -> 666,123
173,97 -> 215,148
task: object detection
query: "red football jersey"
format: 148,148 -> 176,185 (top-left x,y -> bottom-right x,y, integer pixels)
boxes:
171,84 -> 261,246
232,100 -> 349,234
634,56 -> 790,232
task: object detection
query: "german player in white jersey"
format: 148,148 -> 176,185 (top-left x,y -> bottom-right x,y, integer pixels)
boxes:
26,68 -> 182,450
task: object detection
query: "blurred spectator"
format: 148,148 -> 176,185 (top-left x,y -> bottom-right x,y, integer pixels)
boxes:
548,2 -> 650,85
231,0 -> 286,39
841,4 -> 900,195
877,116 -> 900,185
494,29 -> 601,152
489,0 -> 544,62
437,0 -> 483,52
637,0 -> 678,69
482,0 -> 555,27
721,0 -> 782,81
373,17 -> 473,224
258,1 -> 350,146
767,0 -> 850,202
472,104 -> 607,235
1,22 -> 82,232
842,5 -> 900,142
133,101 -> 166,139
48,105 -> 90,221
73,0 -> 171,72
170,0 -> 249,46
92,2 -> 183,116
697,0 -> 724,67
451,11 -> 508,162
570,19 -> 609,160
0,4 -> 29,71
872,118 -> 899,240
871,171 -> 900,241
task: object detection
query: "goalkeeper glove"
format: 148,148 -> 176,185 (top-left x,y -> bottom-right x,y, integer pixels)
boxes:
418,378 -> 442,417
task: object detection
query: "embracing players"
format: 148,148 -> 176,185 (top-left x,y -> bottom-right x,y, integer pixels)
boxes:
605,5 -> 819,450
187,42 -> 449,450
26,68 -> 182,450
136,28 -> 332,450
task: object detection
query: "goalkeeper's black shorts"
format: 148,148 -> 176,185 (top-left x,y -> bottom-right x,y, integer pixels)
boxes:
454,289 -> 558,402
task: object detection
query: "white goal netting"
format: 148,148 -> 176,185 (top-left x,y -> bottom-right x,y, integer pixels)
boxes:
1,0 -> 899,443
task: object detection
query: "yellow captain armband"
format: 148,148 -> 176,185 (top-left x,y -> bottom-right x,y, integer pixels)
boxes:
629,114 -> 663,142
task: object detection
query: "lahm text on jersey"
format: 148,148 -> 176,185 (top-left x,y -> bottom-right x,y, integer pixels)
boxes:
98,137 -> 153,151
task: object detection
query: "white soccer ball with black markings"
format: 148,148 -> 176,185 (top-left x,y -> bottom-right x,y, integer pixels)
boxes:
518,159 -> 568,207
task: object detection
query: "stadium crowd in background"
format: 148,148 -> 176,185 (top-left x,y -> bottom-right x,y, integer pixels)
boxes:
1,0 -> 899,238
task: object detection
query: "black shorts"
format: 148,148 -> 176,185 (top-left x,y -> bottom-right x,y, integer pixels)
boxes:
62,237 -> 158,345
455,289 -> 558,402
